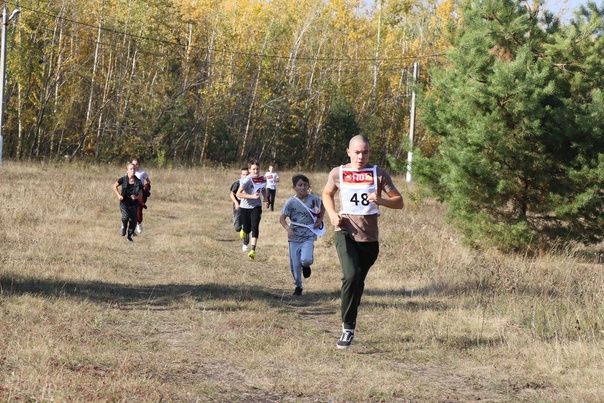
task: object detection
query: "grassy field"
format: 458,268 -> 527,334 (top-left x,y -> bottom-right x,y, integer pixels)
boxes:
0,161 -> 602,401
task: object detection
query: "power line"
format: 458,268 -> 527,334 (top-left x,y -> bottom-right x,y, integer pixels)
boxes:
29,22 -> 437,76
13,0 -> 447,64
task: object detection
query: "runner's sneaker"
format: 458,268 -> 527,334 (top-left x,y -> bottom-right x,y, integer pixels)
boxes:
120,225 -> 126,236
336,328 -> 354,349
248,249 -> 256,260
127,233 -> 134,242
135,223 -> 143,234
302,265 -> 312,278
242,244 -> 248,252
293,287 -> 303,296
239,229 -> 245,240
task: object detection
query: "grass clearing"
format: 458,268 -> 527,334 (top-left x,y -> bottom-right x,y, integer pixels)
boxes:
0,161 -> 602,401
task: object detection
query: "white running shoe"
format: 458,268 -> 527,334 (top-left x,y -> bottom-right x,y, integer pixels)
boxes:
135,223 -> 142,234
242,244 -> 248,252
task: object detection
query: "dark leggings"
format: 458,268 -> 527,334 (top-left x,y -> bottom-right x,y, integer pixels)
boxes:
267,189 -> 276,211
335,231 -> 379,330
240,206 -> 262,238
120,203 -> 138,235
232,207 -> 242,232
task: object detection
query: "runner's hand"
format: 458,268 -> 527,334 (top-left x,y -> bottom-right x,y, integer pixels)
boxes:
329,213 -> 342,228
368,192 -> 380,205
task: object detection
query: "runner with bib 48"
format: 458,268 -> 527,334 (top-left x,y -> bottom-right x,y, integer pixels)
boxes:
322,135 -> 404,349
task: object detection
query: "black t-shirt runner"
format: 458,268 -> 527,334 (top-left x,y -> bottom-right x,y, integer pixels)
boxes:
230,180 -> 241,203
118,176 -> 141,206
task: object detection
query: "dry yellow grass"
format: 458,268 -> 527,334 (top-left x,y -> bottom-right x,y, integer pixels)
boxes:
0,161 -> 602,401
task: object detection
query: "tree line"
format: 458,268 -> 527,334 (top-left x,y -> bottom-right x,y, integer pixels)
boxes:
5,0 -> 602,251
2,0 -> 452,168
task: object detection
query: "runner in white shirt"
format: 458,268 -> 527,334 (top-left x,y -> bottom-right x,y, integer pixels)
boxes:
131,158 -> 151,234
236,161 -> 267,260
264,165 -> 279,211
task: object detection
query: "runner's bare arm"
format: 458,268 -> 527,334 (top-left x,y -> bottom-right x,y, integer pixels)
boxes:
322,183 -> 341,228
229,191 -> 239,207
315,200 -> 326,228
113,181 -> 123,200
236,186 -> 259,200
279,213 -> 294,237
368,187 -> 403,209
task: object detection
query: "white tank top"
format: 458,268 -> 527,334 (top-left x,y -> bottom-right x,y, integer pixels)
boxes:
339,165 -> 379,216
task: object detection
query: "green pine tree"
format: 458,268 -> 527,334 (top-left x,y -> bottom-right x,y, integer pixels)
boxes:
418,0 -> 604,251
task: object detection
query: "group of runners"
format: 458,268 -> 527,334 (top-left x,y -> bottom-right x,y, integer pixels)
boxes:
114,135 -> 403,349
112,158 -> 151,242
227,135 -> 404,349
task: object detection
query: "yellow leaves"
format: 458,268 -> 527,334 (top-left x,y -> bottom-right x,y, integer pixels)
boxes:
429,0 -> 459,52
172,0 -> 219,21
435,0 -> 455,21
325,0 -> 362,34
166,0 -> 452,68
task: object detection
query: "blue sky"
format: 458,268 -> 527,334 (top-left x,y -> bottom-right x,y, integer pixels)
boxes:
543,0 -> 591,20
361,0 -> 596,21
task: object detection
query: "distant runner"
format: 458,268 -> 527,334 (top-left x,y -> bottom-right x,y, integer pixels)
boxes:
264,164 -> 279,212
131,158 -> 151,234
230,167 -> 250,244
113,163 -> 143,242
236,161 -> 267,259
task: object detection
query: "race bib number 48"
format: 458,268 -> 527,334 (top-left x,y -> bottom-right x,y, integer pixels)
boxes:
339,166 -> 379,215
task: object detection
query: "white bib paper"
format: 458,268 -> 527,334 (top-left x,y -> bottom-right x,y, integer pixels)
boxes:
251,176 -> 267,194
339,166 -> 379,216
291,221 -> 326,237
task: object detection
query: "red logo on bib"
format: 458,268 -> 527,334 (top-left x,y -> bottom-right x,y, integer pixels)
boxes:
342,170 -> 374,184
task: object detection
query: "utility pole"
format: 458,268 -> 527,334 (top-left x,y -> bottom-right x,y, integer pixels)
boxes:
406,61 -> 419,183
0,0 -> 20,165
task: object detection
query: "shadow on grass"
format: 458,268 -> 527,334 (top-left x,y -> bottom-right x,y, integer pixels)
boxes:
213,238 -> 240,243
364,283 -> 447,298
573,248 -> 604,264
361,334 -> 506,354
3,275 -> 537,315
0,274 -> 345,313
366,299 -> 450,312
441,335 -> 507,349
368,279 -> 565,299
0,274 -> 297,308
